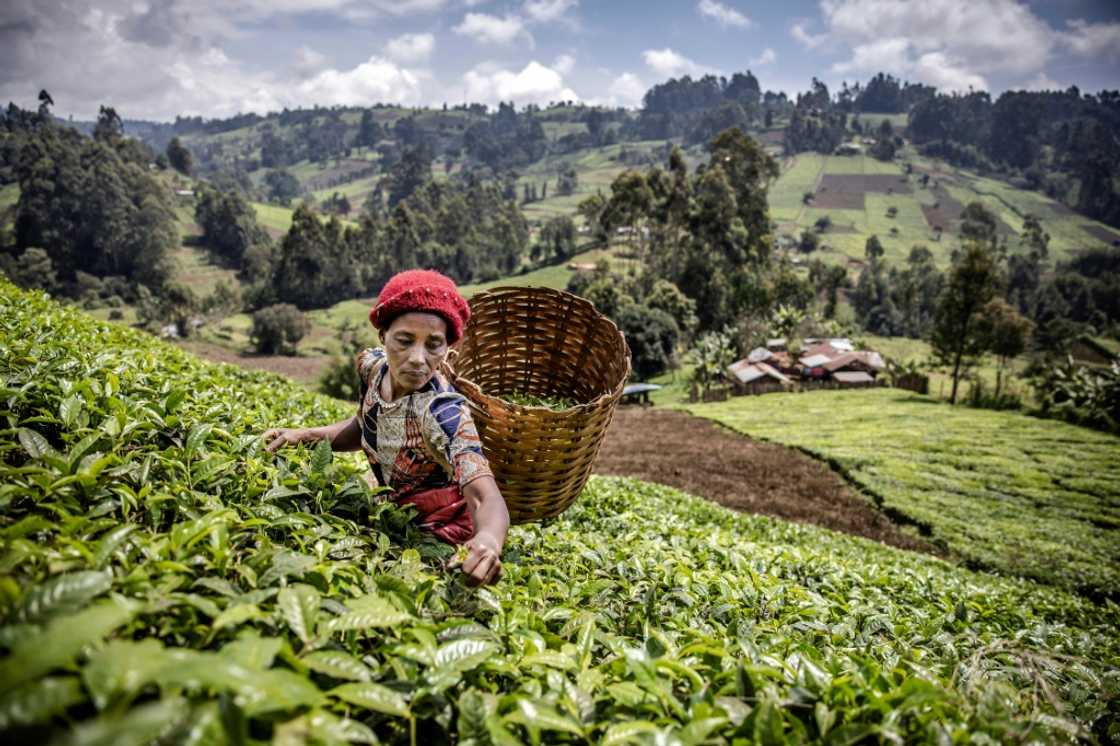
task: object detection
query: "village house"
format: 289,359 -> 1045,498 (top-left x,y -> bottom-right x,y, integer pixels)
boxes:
726,337 -> 887,395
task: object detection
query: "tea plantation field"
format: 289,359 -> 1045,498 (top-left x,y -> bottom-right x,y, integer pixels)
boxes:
2,279 -> 1118,743
687,389 -> 1120,601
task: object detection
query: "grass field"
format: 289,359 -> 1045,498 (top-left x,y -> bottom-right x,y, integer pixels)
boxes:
250,201 -> 359,235
686,388 -> 1120,598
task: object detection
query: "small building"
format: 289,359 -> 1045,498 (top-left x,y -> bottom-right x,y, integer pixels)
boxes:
833,371 -> 875,386
727,359 -> 791,395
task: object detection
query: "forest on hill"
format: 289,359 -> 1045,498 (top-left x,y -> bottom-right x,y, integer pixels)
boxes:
1,71 -> 1118,427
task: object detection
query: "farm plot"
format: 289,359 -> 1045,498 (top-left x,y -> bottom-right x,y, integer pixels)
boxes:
686,388 -> 1120,600
1,279 -> 1117,743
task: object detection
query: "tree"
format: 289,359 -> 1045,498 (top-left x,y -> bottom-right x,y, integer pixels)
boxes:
799,229 -> 820,253
960,201 -> 999,245
166,137 -> 193,175
356,110 -> 382,150
978,297 -> 1034,399
930,241 -> 1004,404
615,304 -> 680,380
251,303 -> 310,355
534,215 -> 577,263
557,163 -> 579,195
264,169 -> 301,206
194,186 -> 270,267
93,105 -> 123,142
385,145 -> 433,208
865,234 -> 885,262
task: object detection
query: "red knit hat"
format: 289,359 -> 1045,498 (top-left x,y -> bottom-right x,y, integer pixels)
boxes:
369,269 -> 471,344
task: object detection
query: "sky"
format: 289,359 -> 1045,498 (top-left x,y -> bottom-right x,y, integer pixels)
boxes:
2,0 -> 1118,122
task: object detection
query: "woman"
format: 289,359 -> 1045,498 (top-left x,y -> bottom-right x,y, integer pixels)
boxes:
263,269 -> 509,586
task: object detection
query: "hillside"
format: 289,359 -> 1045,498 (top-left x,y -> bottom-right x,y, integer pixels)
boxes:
769,151 -> 1119,268
1,278 -> 1117,742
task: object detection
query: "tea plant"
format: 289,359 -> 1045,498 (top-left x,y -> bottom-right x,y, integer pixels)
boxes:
687,388 -> 1120,600
1,279 -> 1118,744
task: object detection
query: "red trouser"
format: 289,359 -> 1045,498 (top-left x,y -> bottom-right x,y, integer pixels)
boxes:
397,484 -> 474,545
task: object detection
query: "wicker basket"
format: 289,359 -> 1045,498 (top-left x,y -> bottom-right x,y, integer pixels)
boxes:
444,286 -> 631,523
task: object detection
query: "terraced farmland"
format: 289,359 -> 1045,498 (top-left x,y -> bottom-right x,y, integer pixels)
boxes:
770,152 -> 1119,267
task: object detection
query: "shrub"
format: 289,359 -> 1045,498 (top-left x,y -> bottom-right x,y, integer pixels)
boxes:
250,303 -> 310,355
615,303 -> 679,380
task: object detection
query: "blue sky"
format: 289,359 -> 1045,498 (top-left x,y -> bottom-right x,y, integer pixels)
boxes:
2,0 -> 1118,121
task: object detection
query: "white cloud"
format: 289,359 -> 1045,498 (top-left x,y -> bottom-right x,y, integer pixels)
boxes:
804,0 -> 1120,91
453,12 -> 531,45
911,52 -> 987,92
751,47 -> 776,66
831,37 -> 910,75
820,0 -> 1052,75
790,21 -> 826,49
294,56 -> 424,106
385,32 -> 435,63
553,53 -> 575,75
1022,71 -> 1062,92
697,0 -> 750,29
458,60 -> 578,107
606,72 -> 646,108
292,45 -> 328,79
642,48 -> 718,79
522,0 -> 578,24
1062,19 -> 1120,60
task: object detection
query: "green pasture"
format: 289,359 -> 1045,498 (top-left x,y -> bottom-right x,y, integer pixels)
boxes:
687,387 -> 1120,598
768,153 -> 825,222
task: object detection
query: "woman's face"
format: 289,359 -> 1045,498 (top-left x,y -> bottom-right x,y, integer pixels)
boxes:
381,312 -> 449,398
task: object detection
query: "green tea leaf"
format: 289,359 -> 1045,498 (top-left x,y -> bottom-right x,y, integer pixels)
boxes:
19,571 -> 112,623
221,635 -> 283,670
600,720 -> 661,745
63,697 -> 191,746
82,639 -> 170,710
0,675 -> 84,729
212,603 -> 261,632
301,650 -> 371,682
278,584 -> 320,645
327,594 -> 411,631
18,428 -> 57,459
60,394 -> 83,428
331,682 -> 410,718
310,438 -> 332,473
505,699 -> 583,735
0,597 -> 136,695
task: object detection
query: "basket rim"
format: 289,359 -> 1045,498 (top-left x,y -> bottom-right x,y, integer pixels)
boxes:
443,285 -> 632,414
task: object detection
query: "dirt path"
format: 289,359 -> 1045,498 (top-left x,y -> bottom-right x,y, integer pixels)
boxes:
178,340 -> 330,383
594,406 -> 938,555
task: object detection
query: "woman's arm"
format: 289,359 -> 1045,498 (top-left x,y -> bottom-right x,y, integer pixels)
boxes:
263,415 -> 362,453
453,475 -> 509,586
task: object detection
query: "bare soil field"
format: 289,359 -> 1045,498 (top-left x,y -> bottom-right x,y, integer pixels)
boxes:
814,173 -> 914,210
594,406 -> 939,554
179,340 -> 330,383
920,186 -> 965,231
820,173 -> 914,194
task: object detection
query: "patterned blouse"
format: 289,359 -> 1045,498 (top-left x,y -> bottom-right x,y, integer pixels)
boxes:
355,348 -> 492,498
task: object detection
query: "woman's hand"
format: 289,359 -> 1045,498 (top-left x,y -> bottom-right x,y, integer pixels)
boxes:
449,531 -> 503,586
262,427 -> 315,454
